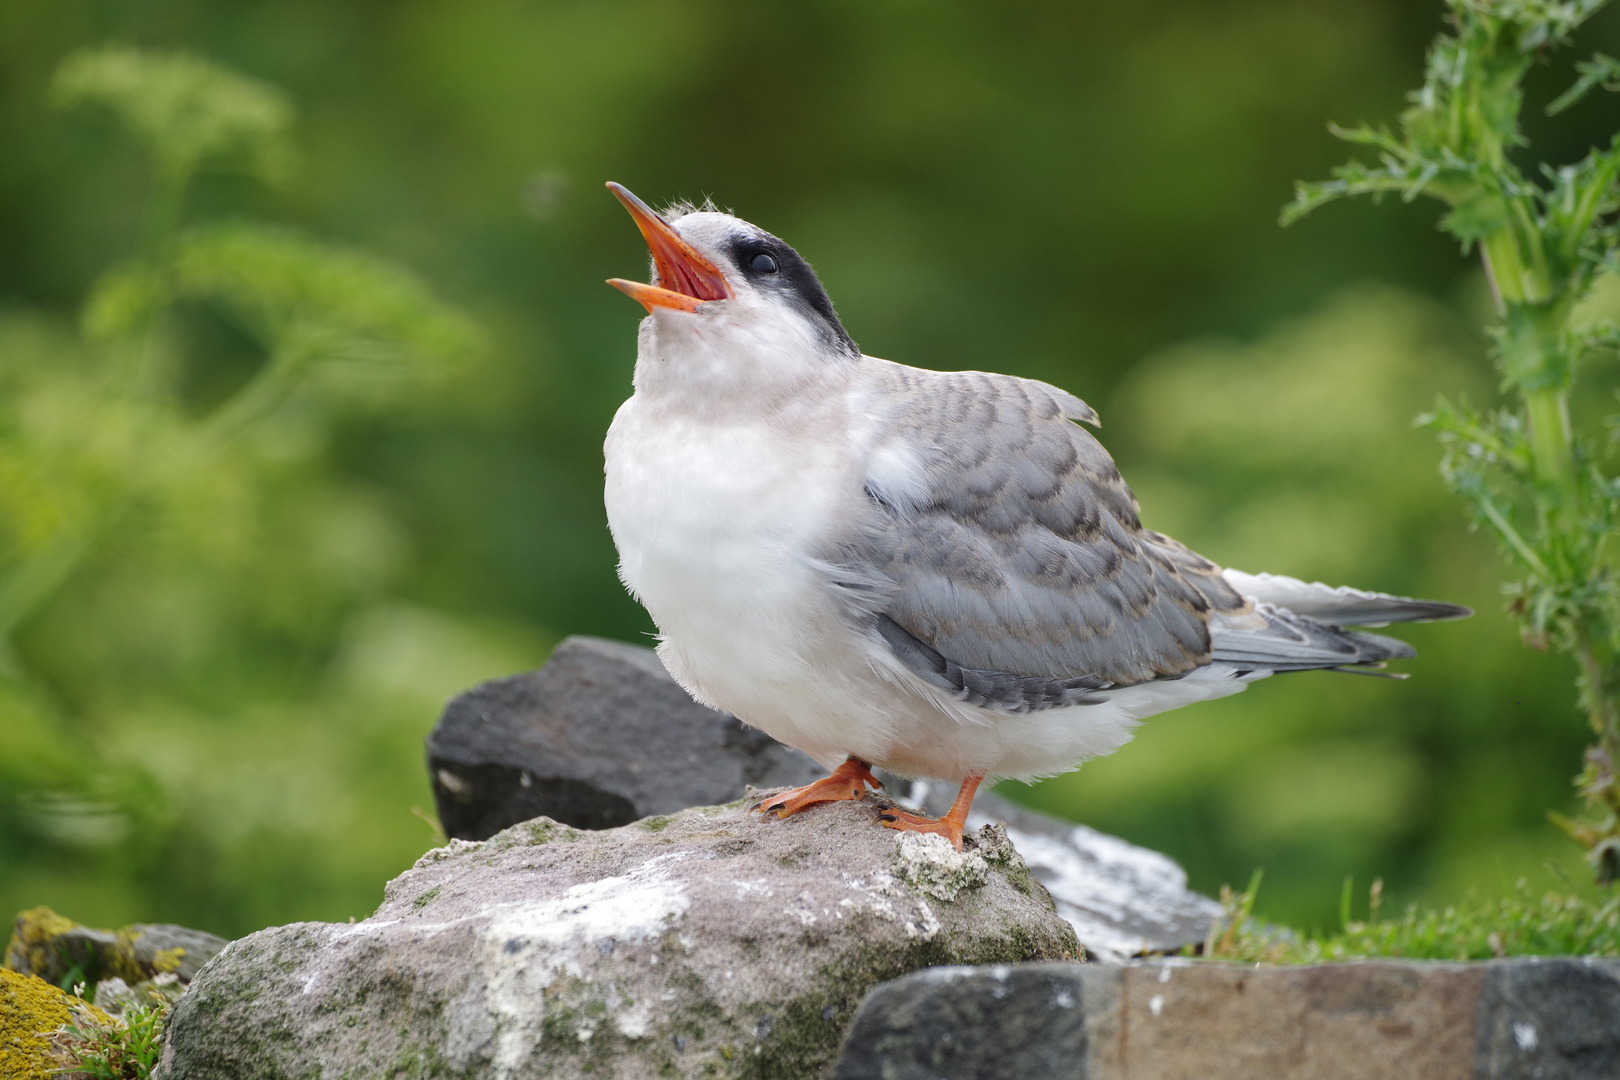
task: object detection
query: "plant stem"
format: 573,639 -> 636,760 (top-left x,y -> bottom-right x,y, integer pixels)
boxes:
1482,228 -> 1530,306
1526,387 -> 1579,509
1575,633 -> 1620,757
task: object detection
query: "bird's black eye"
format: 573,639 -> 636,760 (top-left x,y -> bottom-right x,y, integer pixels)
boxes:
750,252 -> 778,273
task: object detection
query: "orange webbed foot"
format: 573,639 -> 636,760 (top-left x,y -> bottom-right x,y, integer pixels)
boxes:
754,756 -> 882,819
877,807 -> 966,849
875,773 -> 984,851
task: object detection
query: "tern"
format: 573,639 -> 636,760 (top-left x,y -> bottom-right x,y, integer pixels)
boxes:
602,182 -> 1469,848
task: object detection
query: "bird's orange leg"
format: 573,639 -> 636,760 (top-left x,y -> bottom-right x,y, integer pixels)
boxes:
878,773 -> 985,850
755,756 -> 883,818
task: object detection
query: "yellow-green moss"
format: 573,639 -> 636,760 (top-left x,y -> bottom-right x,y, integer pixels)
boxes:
0,967 -> 110,1079
3,907 -> 79,980
5,907 -> 194,989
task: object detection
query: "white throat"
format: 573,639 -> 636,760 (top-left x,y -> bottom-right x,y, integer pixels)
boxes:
630,304 -> 852,418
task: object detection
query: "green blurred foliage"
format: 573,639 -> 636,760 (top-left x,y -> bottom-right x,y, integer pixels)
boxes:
0,43 -> 530,938
3,1 -> 1620,936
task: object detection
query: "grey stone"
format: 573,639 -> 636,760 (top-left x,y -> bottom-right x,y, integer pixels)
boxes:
833,957 -> 1620,1080
156,799 -> 1079,1080
121,923 -> 229,982
426,635 -> 823,840
1475,957 -> 1620,1079
831,963 -> 1090,1080
882,779 -> 1220,960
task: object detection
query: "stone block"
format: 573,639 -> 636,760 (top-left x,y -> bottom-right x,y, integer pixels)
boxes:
833,957 -> 1620,1079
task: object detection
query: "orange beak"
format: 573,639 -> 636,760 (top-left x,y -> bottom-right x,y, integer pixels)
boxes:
605,182 -> 733,313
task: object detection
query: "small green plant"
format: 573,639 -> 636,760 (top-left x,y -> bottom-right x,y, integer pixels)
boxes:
50,991 -> 169,1080
1204,874 -> 1620,963
1288,0 -> 1620,882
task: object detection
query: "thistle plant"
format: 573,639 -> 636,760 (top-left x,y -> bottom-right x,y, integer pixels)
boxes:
1287,0 -> 1620,881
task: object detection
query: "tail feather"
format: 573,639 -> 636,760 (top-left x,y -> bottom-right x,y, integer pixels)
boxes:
1211,603 -> 1416,673
1222,569 -> 1471,627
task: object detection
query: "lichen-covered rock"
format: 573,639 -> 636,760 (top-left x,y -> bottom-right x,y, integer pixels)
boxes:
892,831 -> 993,901
6,906 -> 227,988
0,967 -> 111,1078
157,799 -> 1079,1080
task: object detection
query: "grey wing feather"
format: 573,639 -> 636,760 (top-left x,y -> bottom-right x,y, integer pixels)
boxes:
837,363 -> 1250,706
874,614 -> 1110,712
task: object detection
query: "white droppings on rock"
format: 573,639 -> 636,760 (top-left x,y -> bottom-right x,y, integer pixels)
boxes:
1149,994 -> 1165,1017
892,832 -> 991,901
836,870 -> 942,942
482,852 -> 691,1076
731,878 -> 772,898
788,890 -> 821,926
1513,1021 -> 1538,1051
614,999 -> 654,1039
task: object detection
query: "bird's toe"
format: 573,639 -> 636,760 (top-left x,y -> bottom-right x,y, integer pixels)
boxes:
877,807 -> 965,850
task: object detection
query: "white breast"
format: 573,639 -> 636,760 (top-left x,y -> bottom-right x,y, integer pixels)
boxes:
604,393 -> 882,761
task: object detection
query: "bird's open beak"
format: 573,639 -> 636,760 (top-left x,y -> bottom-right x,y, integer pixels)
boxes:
605,182 -> 732,313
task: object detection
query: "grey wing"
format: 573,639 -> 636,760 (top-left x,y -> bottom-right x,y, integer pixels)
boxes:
836,365 -> 1250,711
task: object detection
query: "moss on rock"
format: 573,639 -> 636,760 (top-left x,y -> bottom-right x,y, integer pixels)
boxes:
5,906 -> 227,992
1,967 -> 112,1078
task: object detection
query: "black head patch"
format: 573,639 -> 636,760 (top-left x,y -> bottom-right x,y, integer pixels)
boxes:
722,229 -> 859,358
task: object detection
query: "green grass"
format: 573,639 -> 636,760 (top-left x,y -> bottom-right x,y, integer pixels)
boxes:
1205,871 -> 1620,963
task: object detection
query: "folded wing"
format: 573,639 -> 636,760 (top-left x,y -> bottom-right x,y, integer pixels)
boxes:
834,362 -> 1467,712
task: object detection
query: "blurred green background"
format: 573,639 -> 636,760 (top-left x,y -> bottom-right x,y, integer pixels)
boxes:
4,0 -> 1618,941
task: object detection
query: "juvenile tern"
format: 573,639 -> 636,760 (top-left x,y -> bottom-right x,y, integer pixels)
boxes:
602,182 -> 1469,848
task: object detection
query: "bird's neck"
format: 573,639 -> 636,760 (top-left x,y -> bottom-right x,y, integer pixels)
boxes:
631,313 -> 857,417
